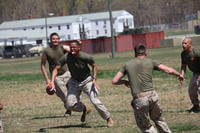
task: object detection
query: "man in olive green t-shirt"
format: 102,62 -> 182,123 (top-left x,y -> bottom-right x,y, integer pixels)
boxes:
112,43 -> 183,133
180,37 -> 200,112
51,40 -> 114,127
41,32 -> 71,116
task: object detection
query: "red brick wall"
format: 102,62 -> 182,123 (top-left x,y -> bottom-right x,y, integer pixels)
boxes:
145,32 -> 164,48
132,31 -> 164,49
115,35 -> 134,51
61,31 -> 164,53
104,37 -> 112,53
81,39 -> 93,53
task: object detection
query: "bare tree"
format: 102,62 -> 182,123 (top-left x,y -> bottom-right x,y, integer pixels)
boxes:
0,0 -> 200,27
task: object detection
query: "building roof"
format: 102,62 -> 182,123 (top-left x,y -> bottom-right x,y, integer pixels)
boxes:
0,10 -> 132,30
0,29 -> 45,40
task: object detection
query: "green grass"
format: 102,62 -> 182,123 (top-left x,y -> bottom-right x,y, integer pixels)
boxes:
0,67 -> 191,82
171,122 -> 200,132
1,46 -> 200,133
0,73 -> 43,81
165,29 -> 194,36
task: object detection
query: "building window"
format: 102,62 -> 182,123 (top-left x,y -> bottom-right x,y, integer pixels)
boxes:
128,18 -> 133,27
68,35 -> 71,40
105,30 -> 107,34
96,30 -> 99,35
58,25 -> 61,30
36,40 -> 42,44
66,25 -> 70,29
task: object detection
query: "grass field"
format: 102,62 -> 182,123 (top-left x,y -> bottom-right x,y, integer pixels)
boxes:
164,29 -> 194,36
1,45 -> 200,133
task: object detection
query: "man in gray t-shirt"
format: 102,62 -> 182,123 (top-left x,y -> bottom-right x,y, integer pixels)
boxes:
112,43 -> 183,133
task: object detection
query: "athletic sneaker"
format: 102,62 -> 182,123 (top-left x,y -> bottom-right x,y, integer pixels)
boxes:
81,104 -> 91,122
188,105 -> 200,113
0,104 -> 3,110
107,117 -> 114,127
64,110 -> 72,117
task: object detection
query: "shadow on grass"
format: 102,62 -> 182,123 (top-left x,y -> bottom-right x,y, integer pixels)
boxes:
163,110 -> 188,114
110,109 -> 132,114
37,123 -> 91,132
164,109 -> 200,114
31,115 -> 65,120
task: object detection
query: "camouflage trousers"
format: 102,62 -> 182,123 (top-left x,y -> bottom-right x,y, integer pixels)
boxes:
0,119 -> 3,133
66,76 -> 111,120
54,71 -> 71,110
0,113 -> 3,133
131,90 -> 171,133
188,73 -> 200,105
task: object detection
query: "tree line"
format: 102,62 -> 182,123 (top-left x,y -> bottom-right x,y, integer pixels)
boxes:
0,0 -> 199,27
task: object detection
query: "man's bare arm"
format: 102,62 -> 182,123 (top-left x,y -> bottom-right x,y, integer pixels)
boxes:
112,72 -> 130,88
63,45 -> 71,52
158,64 -> 184,85
181,64 -> 187,76
41,53 -> 50,85
51,65 -> 61,86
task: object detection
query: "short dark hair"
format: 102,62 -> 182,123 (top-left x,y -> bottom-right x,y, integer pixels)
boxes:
134,43 -> 146,56
50,32 -> 59,40
70,40 -> 81,46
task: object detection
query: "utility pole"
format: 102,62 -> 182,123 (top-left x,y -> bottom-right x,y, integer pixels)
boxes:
45,17 -> 48,45
45,13 -> 54,45
108,0 -> 115,58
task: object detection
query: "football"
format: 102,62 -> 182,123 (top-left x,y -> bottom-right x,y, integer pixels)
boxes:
0,103 -> 3,110
46,85 -> 55,95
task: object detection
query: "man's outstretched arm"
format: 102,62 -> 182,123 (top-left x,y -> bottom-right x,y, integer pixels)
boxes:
41,53 -> 50,86
51,65 -> 61,86
158,64 -> 184,85
112,72 -> 130,88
